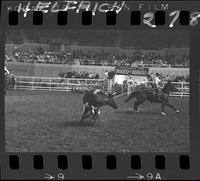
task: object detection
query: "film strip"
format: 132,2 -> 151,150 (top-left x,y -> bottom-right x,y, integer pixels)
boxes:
0,0 -> 200,180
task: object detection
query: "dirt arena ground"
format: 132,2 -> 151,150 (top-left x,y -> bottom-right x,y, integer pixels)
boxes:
5,90 -> 190,152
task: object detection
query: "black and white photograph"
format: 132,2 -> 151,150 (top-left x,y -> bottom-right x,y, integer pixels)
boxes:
5,30 -> 190,152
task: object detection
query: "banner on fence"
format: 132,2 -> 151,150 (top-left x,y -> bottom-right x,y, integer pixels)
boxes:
115,66 -> 149,76
114,66 -> 149,84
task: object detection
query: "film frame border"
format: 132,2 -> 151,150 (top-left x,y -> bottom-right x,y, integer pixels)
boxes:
0,0 -> 200,180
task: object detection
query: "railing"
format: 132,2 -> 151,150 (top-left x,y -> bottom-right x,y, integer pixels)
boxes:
80,61 -> 189,68
127,81 -> 189,98
14,76 -> 189,97
137,64 -> 189,68
168,82 -> 189,97
15,76 -> 108,92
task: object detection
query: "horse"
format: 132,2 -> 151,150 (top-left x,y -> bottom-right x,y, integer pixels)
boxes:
124,80 -> 180,116
4,73 -> 16,94
79,90 -> 118,124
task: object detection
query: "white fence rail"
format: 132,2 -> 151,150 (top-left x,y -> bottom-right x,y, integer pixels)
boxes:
15,76 -> 108,92
168,82 -> 189,97
14,76 -> 189,97
126,81 -> 189,98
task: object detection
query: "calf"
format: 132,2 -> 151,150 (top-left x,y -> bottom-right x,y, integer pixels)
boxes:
79,90 -> 118,124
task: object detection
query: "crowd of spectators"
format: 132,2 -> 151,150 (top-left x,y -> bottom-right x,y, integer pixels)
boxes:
5,46 -> 190,82
161,74 -> 189,82
11,47 -> 74,64
58,71 -> 100,79
78,51 -> 189,68
152,74 -> 189,82
6,46 -> 189,68
57,69 -> 189,83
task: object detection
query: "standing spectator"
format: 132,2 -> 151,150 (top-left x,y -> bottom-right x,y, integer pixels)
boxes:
95,73 -> 99,79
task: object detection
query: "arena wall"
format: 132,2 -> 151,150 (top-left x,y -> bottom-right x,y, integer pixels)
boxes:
7,62 -> 189,78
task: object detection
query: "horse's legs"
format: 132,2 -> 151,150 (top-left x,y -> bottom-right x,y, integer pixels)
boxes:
124,92 -> 135,102
134,102 -> 138,111
161,103 -> 166,115
11,82 -> 14,91
161,103 -> 179,115
79,105 -> 91,124
92,108 -> 100,124
165,103 -> 179,113
134,99 -> 145,112
93,108 -> 100,118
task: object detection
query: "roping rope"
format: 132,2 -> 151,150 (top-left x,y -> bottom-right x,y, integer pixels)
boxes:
113,88 -> 158,99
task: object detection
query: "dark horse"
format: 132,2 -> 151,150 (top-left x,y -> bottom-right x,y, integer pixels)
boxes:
79,90 -> 118,124
5,74 -> 16,94
124,80 -> 180,115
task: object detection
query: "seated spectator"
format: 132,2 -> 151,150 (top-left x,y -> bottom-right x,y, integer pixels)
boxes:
58,70 -> 100,79
8,45 -> 189,68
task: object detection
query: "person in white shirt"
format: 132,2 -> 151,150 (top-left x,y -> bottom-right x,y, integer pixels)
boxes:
4,66 -> 10,95
127,76 -> 133,85
140,77 -> 148,87
153,73 -> 162,99
153,73 -> 162,88
127,77 -> 133,95
4,66 -> 10,75
104,70 -> 109,79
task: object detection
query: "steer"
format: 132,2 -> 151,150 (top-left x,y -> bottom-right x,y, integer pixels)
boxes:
79,89 -> 118,124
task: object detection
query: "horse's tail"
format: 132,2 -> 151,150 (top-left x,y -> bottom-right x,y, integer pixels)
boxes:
82,92 -> 88,104
82,90 -> 91,104
124,92 -> 136,103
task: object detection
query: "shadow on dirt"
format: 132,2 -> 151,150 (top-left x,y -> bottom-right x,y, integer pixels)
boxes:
114,109 -> 162,115
58,121 -> 97,127
114,109 -> 134,114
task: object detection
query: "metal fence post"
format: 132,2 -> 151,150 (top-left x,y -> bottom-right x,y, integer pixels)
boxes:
32,77 -> 34,90
49,77 -> 51,91
67,78 -> 69,91
14,77 -> 17,90
181,82 -> 183,98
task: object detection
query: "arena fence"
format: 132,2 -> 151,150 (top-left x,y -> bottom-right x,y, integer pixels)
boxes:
123,81 -> 189,98
14,76 -> 109,92
14,76 -> 189,98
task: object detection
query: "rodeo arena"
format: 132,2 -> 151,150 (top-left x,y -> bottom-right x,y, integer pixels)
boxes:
5,30 -> 190,152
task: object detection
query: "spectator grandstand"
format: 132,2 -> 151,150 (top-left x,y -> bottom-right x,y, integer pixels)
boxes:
5,30 -> 189,68
57,70 -> 189,82
58,71 -> 100,79
11,47 -> 74,64
5,30 -> 190,86
5,47 -> 189,68
148,73 -> 189,82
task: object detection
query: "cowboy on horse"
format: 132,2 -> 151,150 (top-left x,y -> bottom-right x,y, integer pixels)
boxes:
124,78 -> 180,115
152,73 -> 163,101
